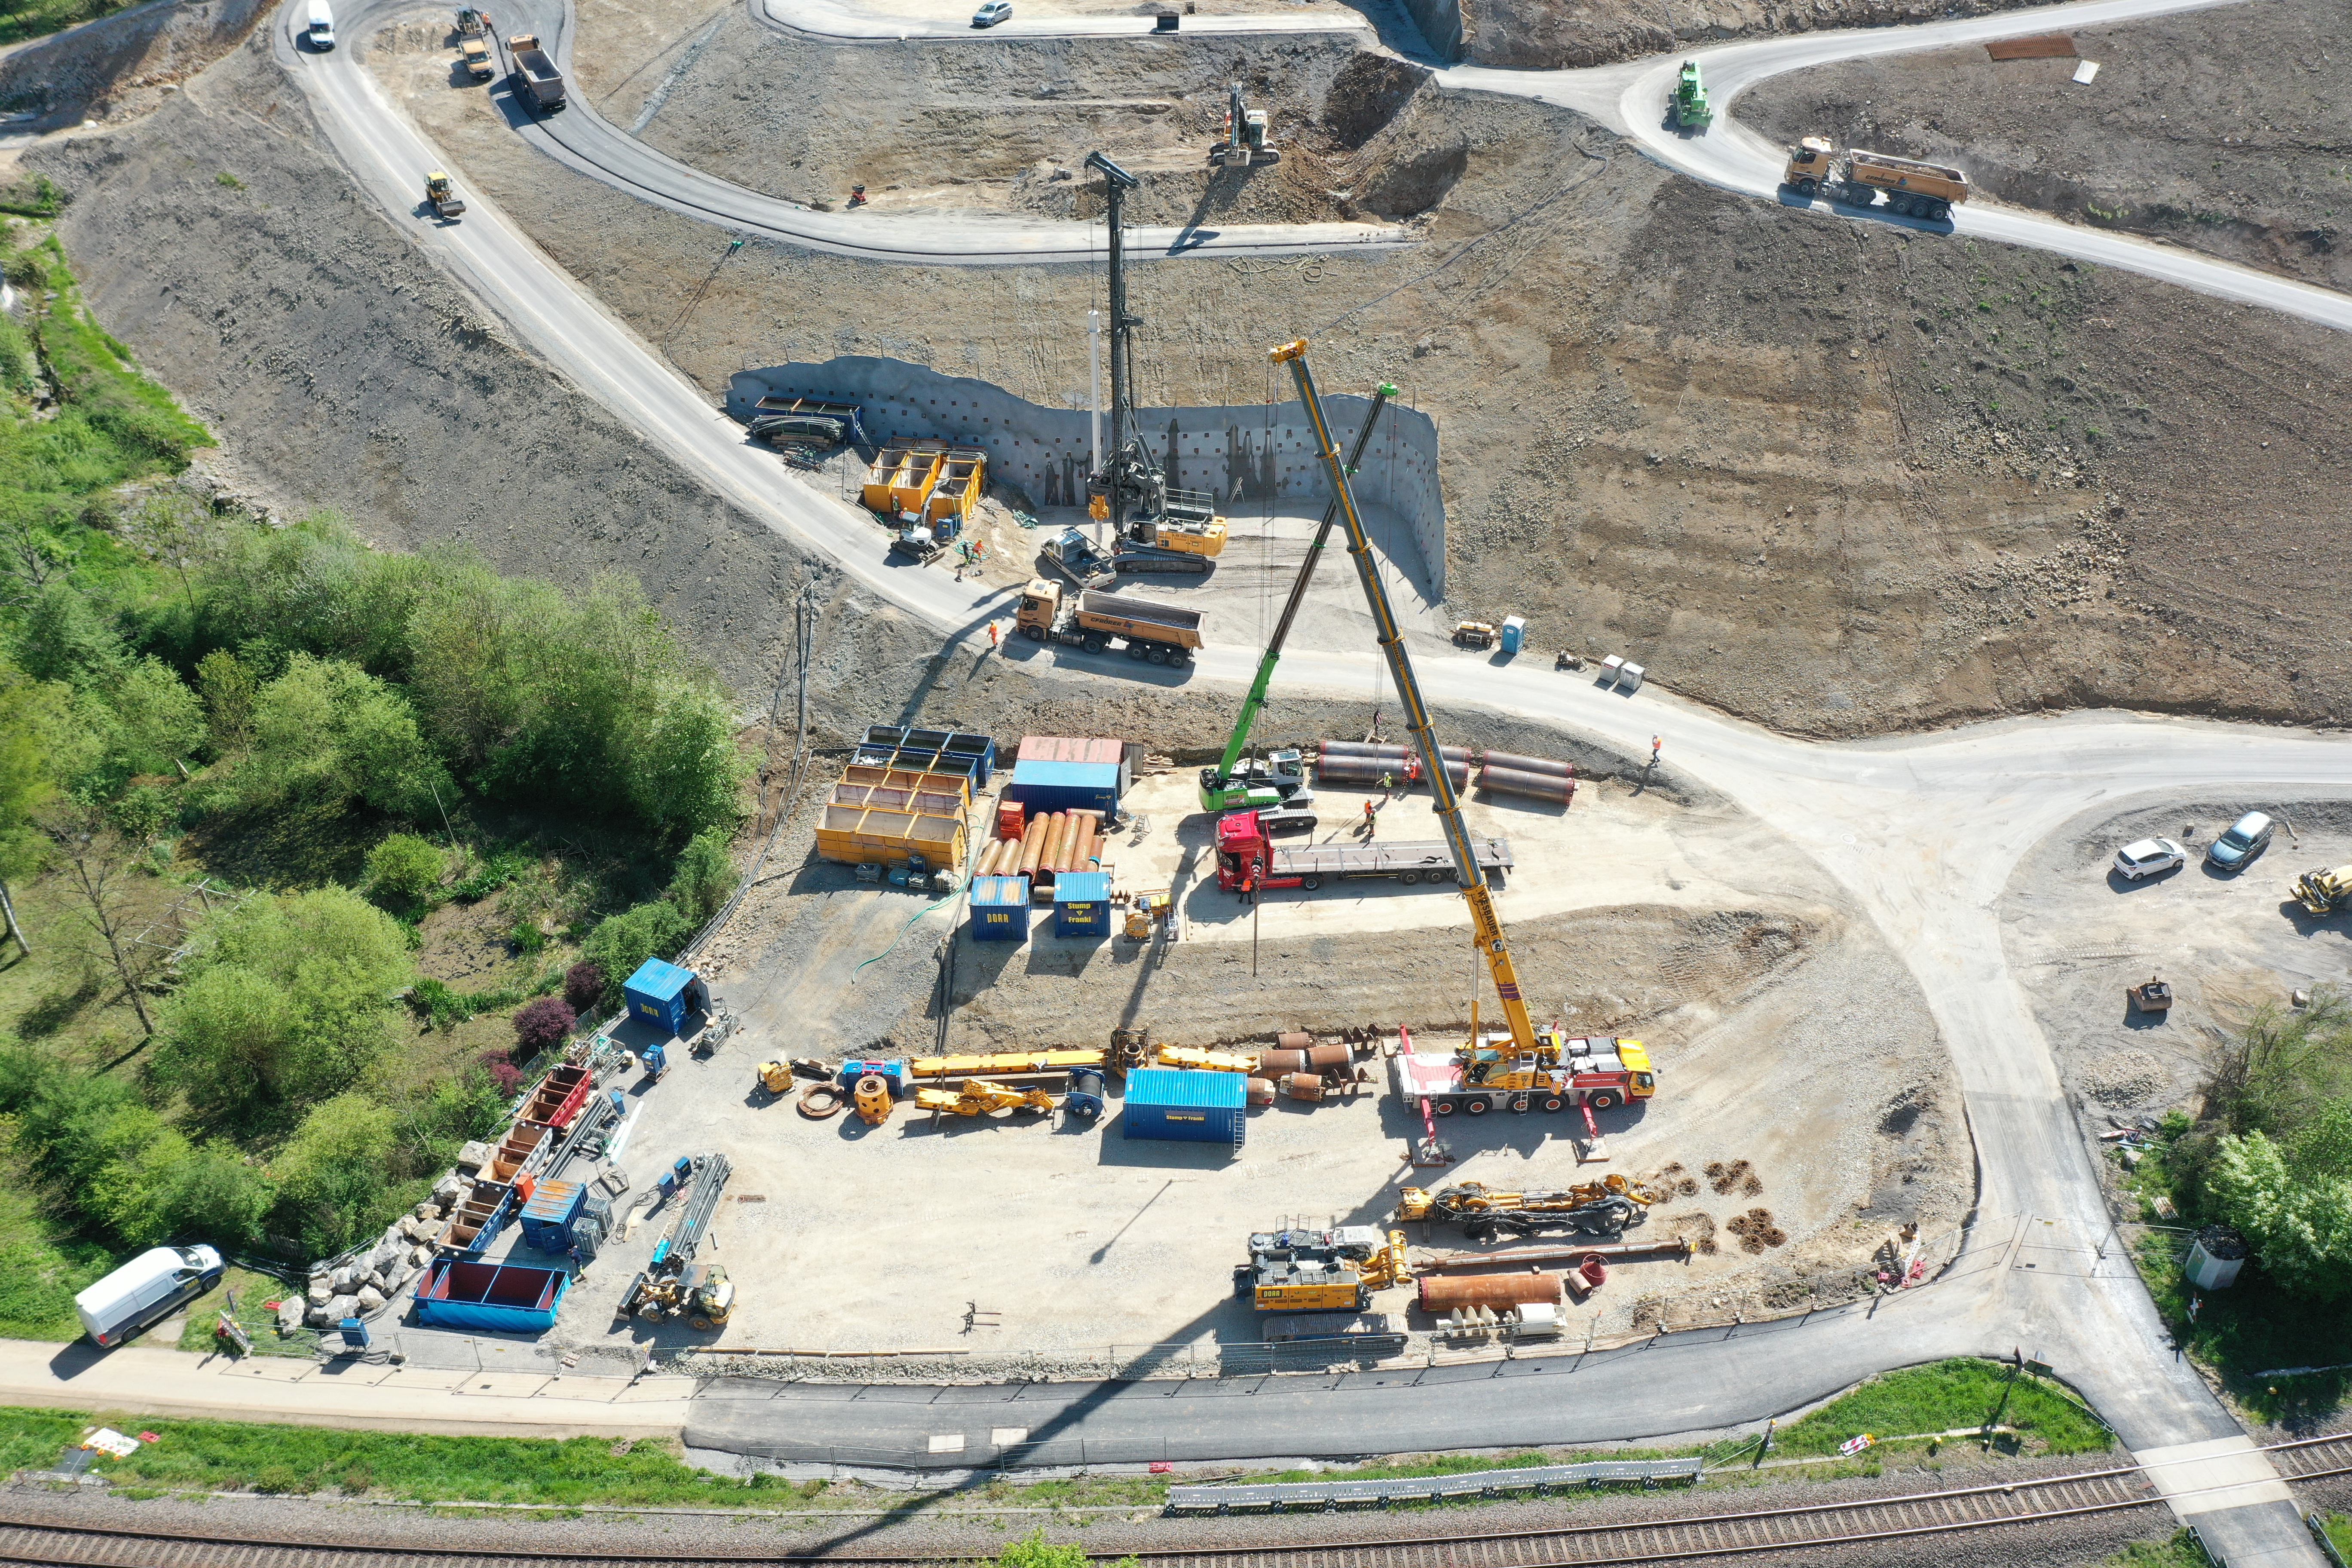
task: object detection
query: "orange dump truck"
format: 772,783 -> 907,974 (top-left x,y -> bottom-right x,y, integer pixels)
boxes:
1782,138 -> 1968,221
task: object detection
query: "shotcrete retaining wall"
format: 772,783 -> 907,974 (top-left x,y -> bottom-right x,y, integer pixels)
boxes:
730,355 -> 1446,600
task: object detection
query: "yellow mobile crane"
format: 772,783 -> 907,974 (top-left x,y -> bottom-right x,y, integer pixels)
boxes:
1273,341 -> 1655,1161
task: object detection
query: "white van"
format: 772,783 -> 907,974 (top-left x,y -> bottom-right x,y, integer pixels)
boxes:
75,1245 -> 224,1348
305,0 -> 336,49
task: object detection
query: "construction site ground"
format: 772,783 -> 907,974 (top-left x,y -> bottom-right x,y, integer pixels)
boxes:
295,8 -> 2352,747
1738,0 -> 2352,295
539,747 -> 1963,1363
2000,792 -> 2352,1133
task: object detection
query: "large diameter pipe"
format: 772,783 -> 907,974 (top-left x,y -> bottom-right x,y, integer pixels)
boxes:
1319,758 -> 1470,787
1418,1272 -> 1565,1312
1041,813 -> 1073,878
1018,813 -> 1050,876
1477,766 -> 1577,805
1482,751 -> 1573,779
1320,741 -> 1474,765
1419,1238 -> 1693,1272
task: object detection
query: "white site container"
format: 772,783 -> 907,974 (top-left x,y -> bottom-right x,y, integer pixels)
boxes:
1617,662 -> 1646,693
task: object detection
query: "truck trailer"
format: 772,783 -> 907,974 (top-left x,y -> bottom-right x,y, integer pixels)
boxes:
506,33 -> 566,112
1782,138 -> 1967,220
1017,578 -> 1201,665
1215,810 -> 1509,892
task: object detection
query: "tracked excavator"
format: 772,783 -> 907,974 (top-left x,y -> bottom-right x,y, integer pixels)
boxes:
1272,340 -> 1659,1163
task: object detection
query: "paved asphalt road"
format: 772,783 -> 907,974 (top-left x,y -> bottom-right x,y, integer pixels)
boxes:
268,1 -> 2347,1559
748,0 -> 1366,40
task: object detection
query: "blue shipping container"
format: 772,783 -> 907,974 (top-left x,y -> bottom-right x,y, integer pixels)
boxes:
1123,1068 -> 1246,1147
971,876 -> 1031,941
414,1260 -> 569,1333
1053,871 -> 1111,937
1006,759 -> 1120,820
623,959 -> 706,1036
519,1179 -> 589,1253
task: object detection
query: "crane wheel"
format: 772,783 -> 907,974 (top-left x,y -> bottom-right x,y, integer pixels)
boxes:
1540,1096 -> 1564,1113
1464,1098 -> 1489,1116
690,1316 -> 713,1331
1432,1099 -> 1455,1116
1400,871 -> 1421,885
797,1084 -> 845,1118
1589,1090 -> 1620,1110
1509,1095 -> 1530,1113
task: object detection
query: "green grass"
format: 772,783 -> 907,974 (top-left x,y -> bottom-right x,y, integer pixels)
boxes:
0,1122 -> 124,1341
0,0 -> 146,48
173,1265 -> 314,1357
2101,1531 -> 2215,1567
2320,1514 -> 2352,1560
2131,1234 -> 2352,1424
1772,1358 -> 2112,1457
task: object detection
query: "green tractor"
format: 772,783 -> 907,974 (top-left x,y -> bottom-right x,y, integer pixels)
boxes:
1673,61 -> 1713,128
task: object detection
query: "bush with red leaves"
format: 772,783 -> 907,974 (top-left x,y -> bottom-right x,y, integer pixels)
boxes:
564,961 -> 606,1015
513,996 -> 577,1057
480,1054 -> 527,1095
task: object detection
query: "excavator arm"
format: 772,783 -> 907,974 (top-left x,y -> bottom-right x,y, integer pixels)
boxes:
1274,340 -> 1538,1053
1201,386 -> 1395,808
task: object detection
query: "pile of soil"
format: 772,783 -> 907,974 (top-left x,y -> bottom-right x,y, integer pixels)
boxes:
1739,0 -> 2352,294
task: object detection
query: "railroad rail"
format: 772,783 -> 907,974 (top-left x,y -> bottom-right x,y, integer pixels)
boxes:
8,1433 -> 2352,1568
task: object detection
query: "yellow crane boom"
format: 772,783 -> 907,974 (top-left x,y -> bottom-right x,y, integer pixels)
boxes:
1273,340 -> 1537,1053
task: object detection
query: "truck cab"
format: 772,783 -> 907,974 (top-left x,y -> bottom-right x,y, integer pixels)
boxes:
1783,136 -> 1834,193
1017,578 -> 1067,638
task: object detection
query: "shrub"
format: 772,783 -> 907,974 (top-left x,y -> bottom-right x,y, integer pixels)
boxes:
478,1054 -> 525,1096
666,827 -> 734,926
364,833 -> 444,904
563,962 -> 605,1015
578,901 -> 690,1008
511,996 -> 575,1057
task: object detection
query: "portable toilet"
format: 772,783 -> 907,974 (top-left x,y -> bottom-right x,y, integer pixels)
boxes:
1053,872 -> 1111,938
1500,616 -> 1528,655
1122,1067 -> 1245,1147
623,958 -> 704,1036
970,876 -> 1031,941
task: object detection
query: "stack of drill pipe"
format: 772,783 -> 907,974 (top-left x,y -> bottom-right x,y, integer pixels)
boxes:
1276,1032 -> 1312,1052
1477,766 -> 1577,805
1283,1073 -> 1324,1102
1418,1237 -> 1694,1271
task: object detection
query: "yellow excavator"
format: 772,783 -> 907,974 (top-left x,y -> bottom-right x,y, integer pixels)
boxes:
914,1078 -> 1058,1119
1273,340 -> 1650,1159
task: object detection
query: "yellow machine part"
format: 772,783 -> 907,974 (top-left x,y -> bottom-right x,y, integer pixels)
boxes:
757,1060 -> 795,1094
1398,1177 -> 1656,1220
1157,1044 -> 1261,1073
1254,1278 -> 1364,1312
1396,1187 -> 1436,1222
909,1049 -> 1103,1078
1152,516 -> 1228,557
1360,1229 -> 1413,1290
853,1075 -> 895,1127
914,1078 -> 1057,1116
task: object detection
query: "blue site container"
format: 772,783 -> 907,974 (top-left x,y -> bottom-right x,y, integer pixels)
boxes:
971,876 -> 1031,941
1006,759 -> 1120,819
1053,872 -> 1110,937
414,1260 -> 567,1333
1122,1068 -> 1245,1147
623,959 -> 705,1036
519,1179 -> 589,1254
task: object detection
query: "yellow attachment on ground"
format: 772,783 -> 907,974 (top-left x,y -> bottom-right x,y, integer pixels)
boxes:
1360,1229 -> 1413,1290
913,1078 -> 1058,1117
1396,1187 -> 1436,1222
757,1060 -> 793,1094
908,1050 -> 1103,1079
852,1074 -> 894,1127
1156,1044 -> 1260,1073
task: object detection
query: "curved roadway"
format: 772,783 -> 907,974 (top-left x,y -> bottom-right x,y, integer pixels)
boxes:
265,1 -> 2352,1561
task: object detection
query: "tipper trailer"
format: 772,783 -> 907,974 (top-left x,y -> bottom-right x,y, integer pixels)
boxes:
1782,138 -> 1968,220
1017,579 -> 1201,665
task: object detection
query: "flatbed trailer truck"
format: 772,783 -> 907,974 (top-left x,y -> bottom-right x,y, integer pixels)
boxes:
1391,1028 -> 1654,1117
506,32 -> 565,112
1016,578 -> 1201,665
1214,810 -> 1510,892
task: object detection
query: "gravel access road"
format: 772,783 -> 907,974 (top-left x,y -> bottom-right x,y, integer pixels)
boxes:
263,0 -> 2348,1561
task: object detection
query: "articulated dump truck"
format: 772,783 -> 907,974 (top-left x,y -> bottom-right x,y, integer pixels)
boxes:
1782,138 -> 1968,221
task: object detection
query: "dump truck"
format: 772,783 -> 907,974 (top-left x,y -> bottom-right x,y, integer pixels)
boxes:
460,36 -> 493,78
1782,138 -> 1967,220
424,171 -> 466,220
1016,578 -> 1201,665
1390,1029 -> 1654,1118
1214,809 -> 1510,893
2292,864 -> 2352,916
1672,61 -> 1712,126
506,33 -> 565,112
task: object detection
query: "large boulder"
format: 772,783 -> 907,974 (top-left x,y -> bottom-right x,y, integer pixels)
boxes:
276,1297 -> 306,1333
307,1280 -> 333,1306
367,1238 -> 403,1274
305,1303 -> 332,1329
328,1265 -> 360,1294
455,1142 -> 491,1174
355,1285 -> 387,1312
432,1173 -> 465,1205
410,1244 -> 434,1268
325,1292 -> 359,1323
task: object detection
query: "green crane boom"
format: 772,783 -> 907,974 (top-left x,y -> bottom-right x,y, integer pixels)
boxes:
1197,384 -> 1396,814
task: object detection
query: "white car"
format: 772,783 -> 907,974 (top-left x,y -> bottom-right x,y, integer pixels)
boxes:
2113,838 -> 2186,881
971,1 -> 1011,23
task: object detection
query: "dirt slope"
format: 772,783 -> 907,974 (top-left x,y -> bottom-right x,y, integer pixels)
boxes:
0,0 -> 266,126
1453,0 -> 2055,70
1739,0 -> 2352,294
358,43 -> 2352,738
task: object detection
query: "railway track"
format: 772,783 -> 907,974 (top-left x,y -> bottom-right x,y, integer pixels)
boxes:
8,1433 -> 2351,1568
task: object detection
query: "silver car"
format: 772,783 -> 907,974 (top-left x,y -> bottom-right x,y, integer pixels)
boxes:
972,1 -> 1011,23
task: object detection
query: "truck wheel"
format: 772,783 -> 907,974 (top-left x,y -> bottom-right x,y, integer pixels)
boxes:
1432,1099 -> 1455,1116
1927,200 -> 1950,221
1589,1090 -> 1621,1110
1540,1095 -> 1564,1113
1127,643 -> 1148,661
1400,871 -> 1421,885
1024,625 -> 1046,641
1847,185 -> 1875,206
1147,647 -> 1169,665
1509,1095 -> 1530,1114
1301,875 -> 1322,890
1794,178 -> 1817,197
1464,1097 -> 1489,1115
1084,632 -> 1109,652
